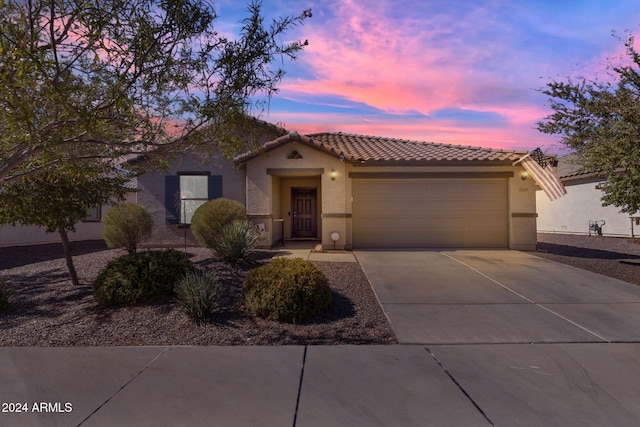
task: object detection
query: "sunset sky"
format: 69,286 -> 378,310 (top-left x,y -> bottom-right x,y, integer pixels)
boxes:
219,0 -> 640,153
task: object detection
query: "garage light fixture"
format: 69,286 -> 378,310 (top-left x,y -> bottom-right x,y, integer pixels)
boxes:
330,168 -> 337,181
521,171 -> 529,181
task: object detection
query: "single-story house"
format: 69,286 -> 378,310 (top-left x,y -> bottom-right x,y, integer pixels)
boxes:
1,130 -> 538,250
233,131 -> 536,250
536,156 -> 640,237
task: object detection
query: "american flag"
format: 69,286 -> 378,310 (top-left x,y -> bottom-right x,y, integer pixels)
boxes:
520,148 -> 566,201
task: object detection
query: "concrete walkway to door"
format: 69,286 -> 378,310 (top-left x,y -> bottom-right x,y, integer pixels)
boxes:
356,249 -> 640,344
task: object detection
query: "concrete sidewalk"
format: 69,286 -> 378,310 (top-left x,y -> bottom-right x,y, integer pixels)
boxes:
4,344 -> 640,426
1,345 -> 489,427
273,242 -> 356,263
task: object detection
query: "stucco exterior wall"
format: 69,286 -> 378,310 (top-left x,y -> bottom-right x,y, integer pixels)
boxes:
0,192 -> 137,247
244,141 -> 345,247
537,180 -> 635,237
137,153 -> 246,246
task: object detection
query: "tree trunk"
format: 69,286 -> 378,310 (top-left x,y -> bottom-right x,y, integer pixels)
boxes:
58,227 -> 80,286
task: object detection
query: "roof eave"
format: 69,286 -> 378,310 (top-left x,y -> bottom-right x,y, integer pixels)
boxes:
358,159 -> 522,167
233,131 -> 358,164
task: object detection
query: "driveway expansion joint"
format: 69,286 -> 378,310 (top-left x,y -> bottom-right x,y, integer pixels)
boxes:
425,346 -> 494,426
77,346 -> 170,426
291,345 -> 308,427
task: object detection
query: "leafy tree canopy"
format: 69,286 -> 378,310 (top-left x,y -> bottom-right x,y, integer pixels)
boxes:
538,34 -> 640,214
0,0 -> 309,184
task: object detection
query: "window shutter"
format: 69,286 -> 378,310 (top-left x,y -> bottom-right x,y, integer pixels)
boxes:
165,176 -> 180,224
208,175 -> 223,200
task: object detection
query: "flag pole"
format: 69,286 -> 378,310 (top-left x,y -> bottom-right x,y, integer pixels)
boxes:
512,152 -> 532,166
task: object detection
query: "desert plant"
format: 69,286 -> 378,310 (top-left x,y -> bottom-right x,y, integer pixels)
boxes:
213,219 -> 260,266
0,277 -> 13,312
93,249 -> 192,307
175,270 -> 219,324
102,202 -> 153,254
190,198 -> 246,249
243,258 -> 332,324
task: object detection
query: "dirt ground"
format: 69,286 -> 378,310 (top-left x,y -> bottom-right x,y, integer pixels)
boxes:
533,233 -> 640,286
0,242 -> 396,346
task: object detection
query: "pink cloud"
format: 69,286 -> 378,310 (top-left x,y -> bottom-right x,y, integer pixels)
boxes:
263,108 -> 560,153
283,1 -> 473,114
275,0 -> 554,149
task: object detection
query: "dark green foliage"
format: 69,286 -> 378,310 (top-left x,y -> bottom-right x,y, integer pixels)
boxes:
102,202 -> 153,254
538,34 -> 640,214
0,277 -> 13,313
93,250 -> 193,307
243,258 -> 332,323
190,198 -> 247,248
175,270 -> 219,324
213,219 -> 260,266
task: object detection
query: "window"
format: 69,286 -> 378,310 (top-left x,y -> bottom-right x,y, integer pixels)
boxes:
179,175 -> 208,224
165,174 -> 222,225
83,205 -> 101,222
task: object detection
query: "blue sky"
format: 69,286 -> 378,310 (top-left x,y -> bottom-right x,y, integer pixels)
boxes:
218,0 -> 640,152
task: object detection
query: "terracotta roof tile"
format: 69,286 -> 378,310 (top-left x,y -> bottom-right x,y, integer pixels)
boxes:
234,131 -> 525,164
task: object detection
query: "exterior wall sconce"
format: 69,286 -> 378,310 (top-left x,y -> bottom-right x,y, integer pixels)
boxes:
330,168 -> 337,181
521,171 -> 529,181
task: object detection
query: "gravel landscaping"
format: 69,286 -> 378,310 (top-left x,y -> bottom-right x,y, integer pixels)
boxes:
0,241 -> 396,346
533,233 -> 640,286
2,233 -> 640,347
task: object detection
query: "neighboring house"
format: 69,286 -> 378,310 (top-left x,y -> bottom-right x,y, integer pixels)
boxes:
537,156 -> 639,237
0,179 -> 138,247
234,131 -> 537,250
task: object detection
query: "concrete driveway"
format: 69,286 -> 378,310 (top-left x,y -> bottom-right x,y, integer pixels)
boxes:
353,249 -> 640,425
356,249 -> 640,344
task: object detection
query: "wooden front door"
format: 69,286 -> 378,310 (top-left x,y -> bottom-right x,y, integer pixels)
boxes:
292,188 -> 317,238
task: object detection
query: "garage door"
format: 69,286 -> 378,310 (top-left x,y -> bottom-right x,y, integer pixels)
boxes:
352,179 -> 508,248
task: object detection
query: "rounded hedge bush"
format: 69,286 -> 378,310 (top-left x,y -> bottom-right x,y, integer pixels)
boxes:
102,202 -> 153,254
191,198 -> 247,249
93,249 -> 193,307
243,258 -> 332,324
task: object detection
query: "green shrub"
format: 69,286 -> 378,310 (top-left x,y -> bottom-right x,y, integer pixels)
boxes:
93,249 -> 192,307
0,277 -> 13,312
102,202 -> 153,254
175,270 -> 218,324
243,258 -> 332,324
190,198 -> 246,249
213,219 -> 260,266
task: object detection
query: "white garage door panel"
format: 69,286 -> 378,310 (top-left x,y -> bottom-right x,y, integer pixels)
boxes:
352,179 -> 508,248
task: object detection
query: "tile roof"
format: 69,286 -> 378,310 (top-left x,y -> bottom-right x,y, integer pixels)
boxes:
234,131 -> 525,164
555,154 -> 604,181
